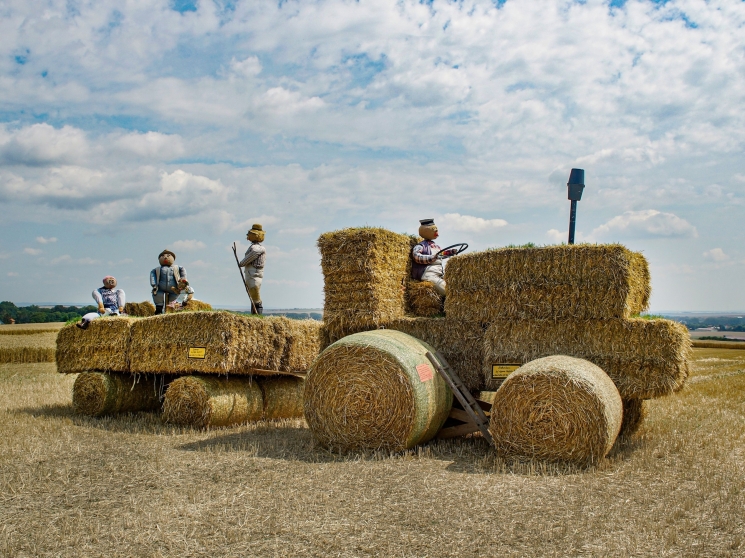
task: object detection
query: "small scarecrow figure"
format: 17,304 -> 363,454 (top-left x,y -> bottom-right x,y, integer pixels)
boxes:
166,278 -> 194,311
239,224 -> 266,315
150,249 -> 187,315
411,218 -> 457,296
77,276 -> 126,329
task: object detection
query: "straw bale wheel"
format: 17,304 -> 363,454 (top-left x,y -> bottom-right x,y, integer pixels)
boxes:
304,329 -> 453,452
489,355 -> 623,466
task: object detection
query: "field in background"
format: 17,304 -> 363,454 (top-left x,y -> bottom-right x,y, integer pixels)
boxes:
1,347 -> 743,556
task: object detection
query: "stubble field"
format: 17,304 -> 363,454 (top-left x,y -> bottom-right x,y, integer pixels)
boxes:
0,330 -> 743,557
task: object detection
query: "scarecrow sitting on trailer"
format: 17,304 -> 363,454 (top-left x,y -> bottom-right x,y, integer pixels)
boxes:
150,249 -> 187,315
77,276 -> 126,329
239,224 -> 266,315
411,218 -> 457,297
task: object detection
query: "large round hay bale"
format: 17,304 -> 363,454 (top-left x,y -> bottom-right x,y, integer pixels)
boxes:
304,329 -> 453,452
165,299 -> 212,313
124,301 -> 156,317
162,376 -> 263,428
489,355 -> 622,466
258,376 -> 304,420
72,372 -> 162,416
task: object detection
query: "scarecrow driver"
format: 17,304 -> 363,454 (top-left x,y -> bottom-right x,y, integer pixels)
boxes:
411,218 -> 460,296
150,249 -> 187,315
239,224 -> 266,315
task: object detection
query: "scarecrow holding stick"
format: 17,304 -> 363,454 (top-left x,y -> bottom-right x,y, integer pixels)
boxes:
238,224 -> 266,315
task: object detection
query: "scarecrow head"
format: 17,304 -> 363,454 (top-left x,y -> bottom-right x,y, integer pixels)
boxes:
418,219 -> 439,241
158,249 -> 176,266
102,276 -> 117,289
247,224 -> 265,243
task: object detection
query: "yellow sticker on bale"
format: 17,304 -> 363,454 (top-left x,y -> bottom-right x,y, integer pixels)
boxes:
188,347 -> 206,359
492,363 -> 521,379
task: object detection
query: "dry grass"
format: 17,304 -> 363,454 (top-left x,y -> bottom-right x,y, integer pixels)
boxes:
489,356 -> 623,466
0,332 -> 57,363
0,323 -> 64,335
0,348 -> 743,556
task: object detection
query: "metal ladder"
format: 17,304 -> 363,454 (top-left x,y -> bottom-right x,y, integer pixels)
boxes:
425,351 -> 494,446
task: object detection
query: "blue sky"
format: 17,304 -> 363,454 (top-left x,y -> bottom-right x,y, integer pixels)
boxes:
0,0 -> 743,310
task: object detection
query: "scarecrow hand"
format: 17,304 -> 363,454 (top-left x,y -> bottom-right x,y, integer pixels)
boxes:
152,286 -> 158,295
98,305 -> 105,314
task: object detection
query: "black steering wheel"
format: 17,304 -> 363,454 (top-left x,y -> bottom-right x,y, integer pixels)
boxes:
434,243 -> 469,259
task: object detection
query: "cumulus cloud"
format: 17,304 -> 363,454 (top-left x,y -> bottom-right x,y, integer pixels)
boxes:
36,236 -> 57,244
24,247 -> 42,255
110,131 -> 185,160
7,272 -> 18,277
438,213 -> 508,233
279,227 -> 317,235
703,248 -> 730,262
49,255 -> 100,265
0,124 -> 88,166
172,239 -> 207,251
590,210 -> 698,240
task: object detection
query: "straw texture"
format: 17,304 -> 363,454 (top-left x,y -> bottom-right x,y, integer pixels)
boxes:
259,376 -> 305,420
319,227 -> 416,341
162,376 -> 263,428
72,372 -> 162,416
406,281 -> 443,317
166,299 -> 212,313
384,317 -> 486,392
130,312 -> 322,375
619,398 -> 646,438
489,356 -> 623,466
445,244 -> 651,322
56,317 -> 135,374
124,301 -> 156,317
482,318 -> 691,399
304,329 -> 453,452
0,332 -> 57,363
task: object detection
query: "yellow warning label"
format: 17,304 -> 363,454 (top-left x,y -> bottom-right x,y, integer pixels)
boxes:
492,363 -> 521,379
188,347 -> 206,359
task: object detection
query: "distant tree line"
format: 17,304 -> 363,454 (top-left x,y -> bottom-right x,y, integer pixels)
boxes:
1,301 -> 97,324
664,314 -> 745,331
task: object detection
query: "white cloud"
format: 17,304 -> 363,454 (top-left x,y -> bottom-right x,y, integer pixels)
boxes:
49,255 -> 99,266
265,279 -> 310,287
590,210 -> 698,240
279,227 -> 317,235
172,239 -> 207,251
703,248 -> 730,262
110,131 -> 185,160
546,229 -> 566,244
0,124 -> 88,166
36,236 -> 57,244
438,213 -> 508,233
7,272 -> 18,277
24,247 -> 42,255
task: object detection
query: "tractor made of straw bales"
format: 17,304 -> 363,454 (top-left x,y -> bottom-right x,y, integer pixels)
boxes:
306,227 -> 691,465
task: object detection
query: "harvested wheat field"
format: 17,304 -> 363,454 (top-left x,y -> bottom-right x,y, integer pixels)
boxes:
0,331 -> 57,363
1,348 -> 743,556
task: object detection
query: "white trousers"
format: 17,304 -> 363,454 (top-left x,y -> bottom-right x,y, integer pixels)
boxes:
82,308 -> 119,323
421,267 -> 446,296
243,266 -> 263,303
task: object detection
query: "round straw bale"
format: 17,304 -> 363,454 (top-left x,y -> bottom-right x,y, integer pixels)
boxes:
124,301 -> 156,317
489,355 -> 622,466
304,329 -> 453,452
165,299 -> 212,313
619,398 -> 646,438
72,372 -> 161,417
162,376 -> 263,428
259,376 -> 304,420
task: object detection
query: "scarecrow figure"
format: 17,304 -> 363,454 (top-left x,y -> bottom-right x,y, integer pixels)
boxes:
411,218 -> 457,297
77,276 -> 126,329
239,224 -> 266,315
150,249 -> 187,315
167,278 -> 195,311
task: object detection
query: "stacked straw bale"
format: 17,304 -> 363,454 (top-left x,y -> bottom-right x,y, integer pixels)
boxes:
384,317 -> 485,392
445,244 -> 651,322
0,332 -> 57,363
124,301 -> 156,317
56,317 -> 135,374
166,299 -> 212,313
162,376 -> 263,428
406,280 -> 443,317
318,228 -> 416,342
304,329 -> 453,452
72,372 -> 162,416
489,356 -> 623,466
130,312 -> 322,375
162,375 -> 305,427
482,318 -> 691,399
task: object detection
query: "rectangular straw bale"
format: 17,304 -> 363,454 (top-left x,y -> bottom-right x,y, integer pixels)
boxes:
56,317 -> 135,374
384,317 -> 486,391
130,312 -> 322,375
445,244 -> 650,322
319,227 -> 417,337
483,318 -> 691,399
406,280 -> 443,317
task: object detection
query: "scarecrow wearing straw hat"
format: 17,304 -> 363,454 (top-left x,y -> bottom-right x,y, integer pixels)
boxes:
76,276 -> 126,329
411,219 -> 457,297
238,224 -> 266,315
150,249 -> 187,315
